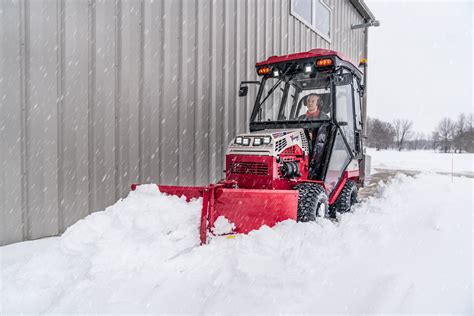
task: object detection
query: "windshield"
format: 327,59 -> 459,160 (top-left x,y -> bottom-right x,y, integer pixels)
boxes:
252,72 -> 333,123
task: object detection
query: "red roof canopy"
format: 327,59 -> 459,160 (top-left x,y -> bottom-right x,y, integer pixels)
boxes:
255,48 -> 356,68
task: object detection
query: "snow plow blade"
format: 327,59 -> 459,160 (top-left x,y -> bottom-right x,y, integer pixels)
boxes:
131,184 -> 298,244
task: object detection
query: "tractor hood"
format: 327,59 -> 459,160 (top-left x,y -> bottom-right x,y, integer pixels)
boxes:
227,129 -> 309,158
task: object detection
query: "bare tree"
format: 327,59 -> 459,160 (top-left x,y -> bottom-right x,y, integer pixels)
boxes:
468,114 -> 473,134
465,114 -> 474,153
453,113 -> 467,153
431,131 -> 440,150
435,117 -> 456,153
367,117 -> 394,150
408,132 -> 424,150
393,119 -> 413,151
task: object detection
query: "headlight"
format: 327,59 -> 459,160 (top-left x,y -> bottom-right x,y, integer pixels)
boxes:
235,136 -> 243,144
253,138 -> 262,146
242,138 -> 250,146
263,136 -> 272,144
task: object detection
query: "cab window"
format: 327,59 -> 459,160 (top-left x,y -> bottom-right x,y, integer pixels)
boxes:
293,88 -> 332,119
336,83 -> 355,151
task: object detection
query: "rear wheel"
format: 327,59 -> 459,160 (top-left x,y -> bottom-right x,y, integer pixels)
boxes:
295,183 -> 329,221
332,180 -> 358,214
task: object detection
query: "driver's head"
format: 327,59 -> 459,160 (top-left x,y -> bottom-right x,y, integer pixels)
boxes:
305,94 -> 320,113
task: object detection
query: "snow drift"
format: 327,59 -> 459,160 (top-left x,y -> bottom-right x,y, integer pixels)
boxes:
1,174 -> 472,314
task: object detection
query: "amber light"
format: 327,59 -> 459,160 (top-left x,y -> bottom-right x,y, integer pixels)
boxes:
257,67 -> 271,75
316,58 -> 333,67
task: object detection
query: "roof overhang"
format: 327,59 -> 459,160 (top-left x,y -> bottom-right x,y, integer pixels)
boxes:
255,48 -> 363,77
349,0 -> 376,21
255,48 -> 357,69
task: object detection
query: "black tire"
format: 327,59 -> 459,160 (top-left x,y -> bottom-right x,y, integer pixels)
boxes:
332,180 -> 358,214
295,183 -> 329,221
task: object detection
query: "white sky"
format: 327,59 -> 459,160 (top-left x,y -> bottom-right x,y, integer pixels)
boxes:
365,0 -> 473,133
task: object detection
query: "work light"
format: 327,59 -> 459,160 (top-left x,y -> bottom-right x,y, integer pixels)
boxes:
304,63 -> 313,73
257,67 -> 271,75
253,138 -> 262,146
235,136 -> 243,144
263,136 -> 271,144
316,58 -> 333,67
242,138 -> 250,146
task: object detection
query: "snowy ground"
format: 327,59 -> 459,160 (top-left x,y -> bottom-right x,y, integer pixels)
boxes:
367,147 -> 473,176
1,152 -> 473,314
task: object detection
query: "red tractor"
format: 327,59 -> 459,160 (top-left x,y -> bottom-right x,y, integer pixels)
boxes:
132,48 -> 367,244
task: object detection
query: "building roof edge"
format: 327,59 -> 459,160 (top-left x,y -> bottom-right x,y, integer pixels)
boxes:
349,0 -> 376,21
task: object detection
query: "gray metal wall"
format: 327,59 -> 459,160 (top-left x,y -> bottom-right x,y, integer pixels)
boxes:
0,0 -> 365,246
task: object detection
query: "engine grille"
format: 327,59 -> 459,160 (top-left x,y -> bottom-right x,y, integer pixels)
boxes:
275,138 -> 287,152
230,161 -> 268,176
300,131 -> 309,152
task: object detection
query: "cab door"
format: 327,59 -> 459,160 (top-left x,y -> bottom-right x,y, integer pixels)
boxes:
323,73 -> 355,193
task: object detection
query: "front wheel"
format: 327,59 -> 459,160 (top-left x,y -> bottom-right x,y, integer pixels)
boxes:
295,183 -> 329,221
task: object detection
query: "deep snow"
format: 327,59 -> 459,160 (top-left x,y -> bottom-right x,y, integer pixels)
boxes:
1,161 -> 473,313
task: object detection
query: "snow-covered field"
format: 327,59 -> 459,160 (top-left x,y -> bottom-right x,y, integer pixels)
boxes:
367,148 -> 473,176
1,153 -> 473,313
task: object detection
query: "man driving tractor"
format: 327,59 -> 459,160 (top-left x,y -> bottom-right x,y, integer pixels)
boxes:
299,94 -> 329,120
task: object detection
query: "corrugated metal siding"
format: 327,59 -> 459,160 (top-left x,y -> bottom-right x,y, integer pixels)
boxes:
0,0 -> 365,246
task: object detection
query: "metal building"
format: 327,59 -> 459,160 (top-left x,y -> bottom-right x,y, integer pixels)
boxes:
0,0 -> 376,246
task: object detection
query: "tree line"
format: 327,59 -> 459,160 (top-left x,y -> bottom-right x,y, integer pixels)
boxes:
366,113 -> 474,153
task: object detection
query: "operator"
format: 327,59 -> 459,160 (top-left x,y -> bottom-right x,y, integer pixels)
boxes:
298,93 -> 330,179
298,94 -> 330,120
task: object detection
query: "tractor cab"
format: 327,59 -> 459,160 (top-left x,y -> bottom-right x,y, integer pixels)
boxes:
235,49 -> 365,194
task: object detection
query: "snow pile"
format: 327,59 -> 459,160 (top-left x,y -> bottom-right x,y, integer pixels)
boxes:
1,185 -> 202,313
211,216 -> 236,235
367,148 -> 473,176
1,176 -> 472,313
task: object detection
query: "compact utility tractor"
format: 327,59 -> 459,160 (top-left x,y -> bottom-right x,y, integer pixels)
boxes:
131,48 -> 367,244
